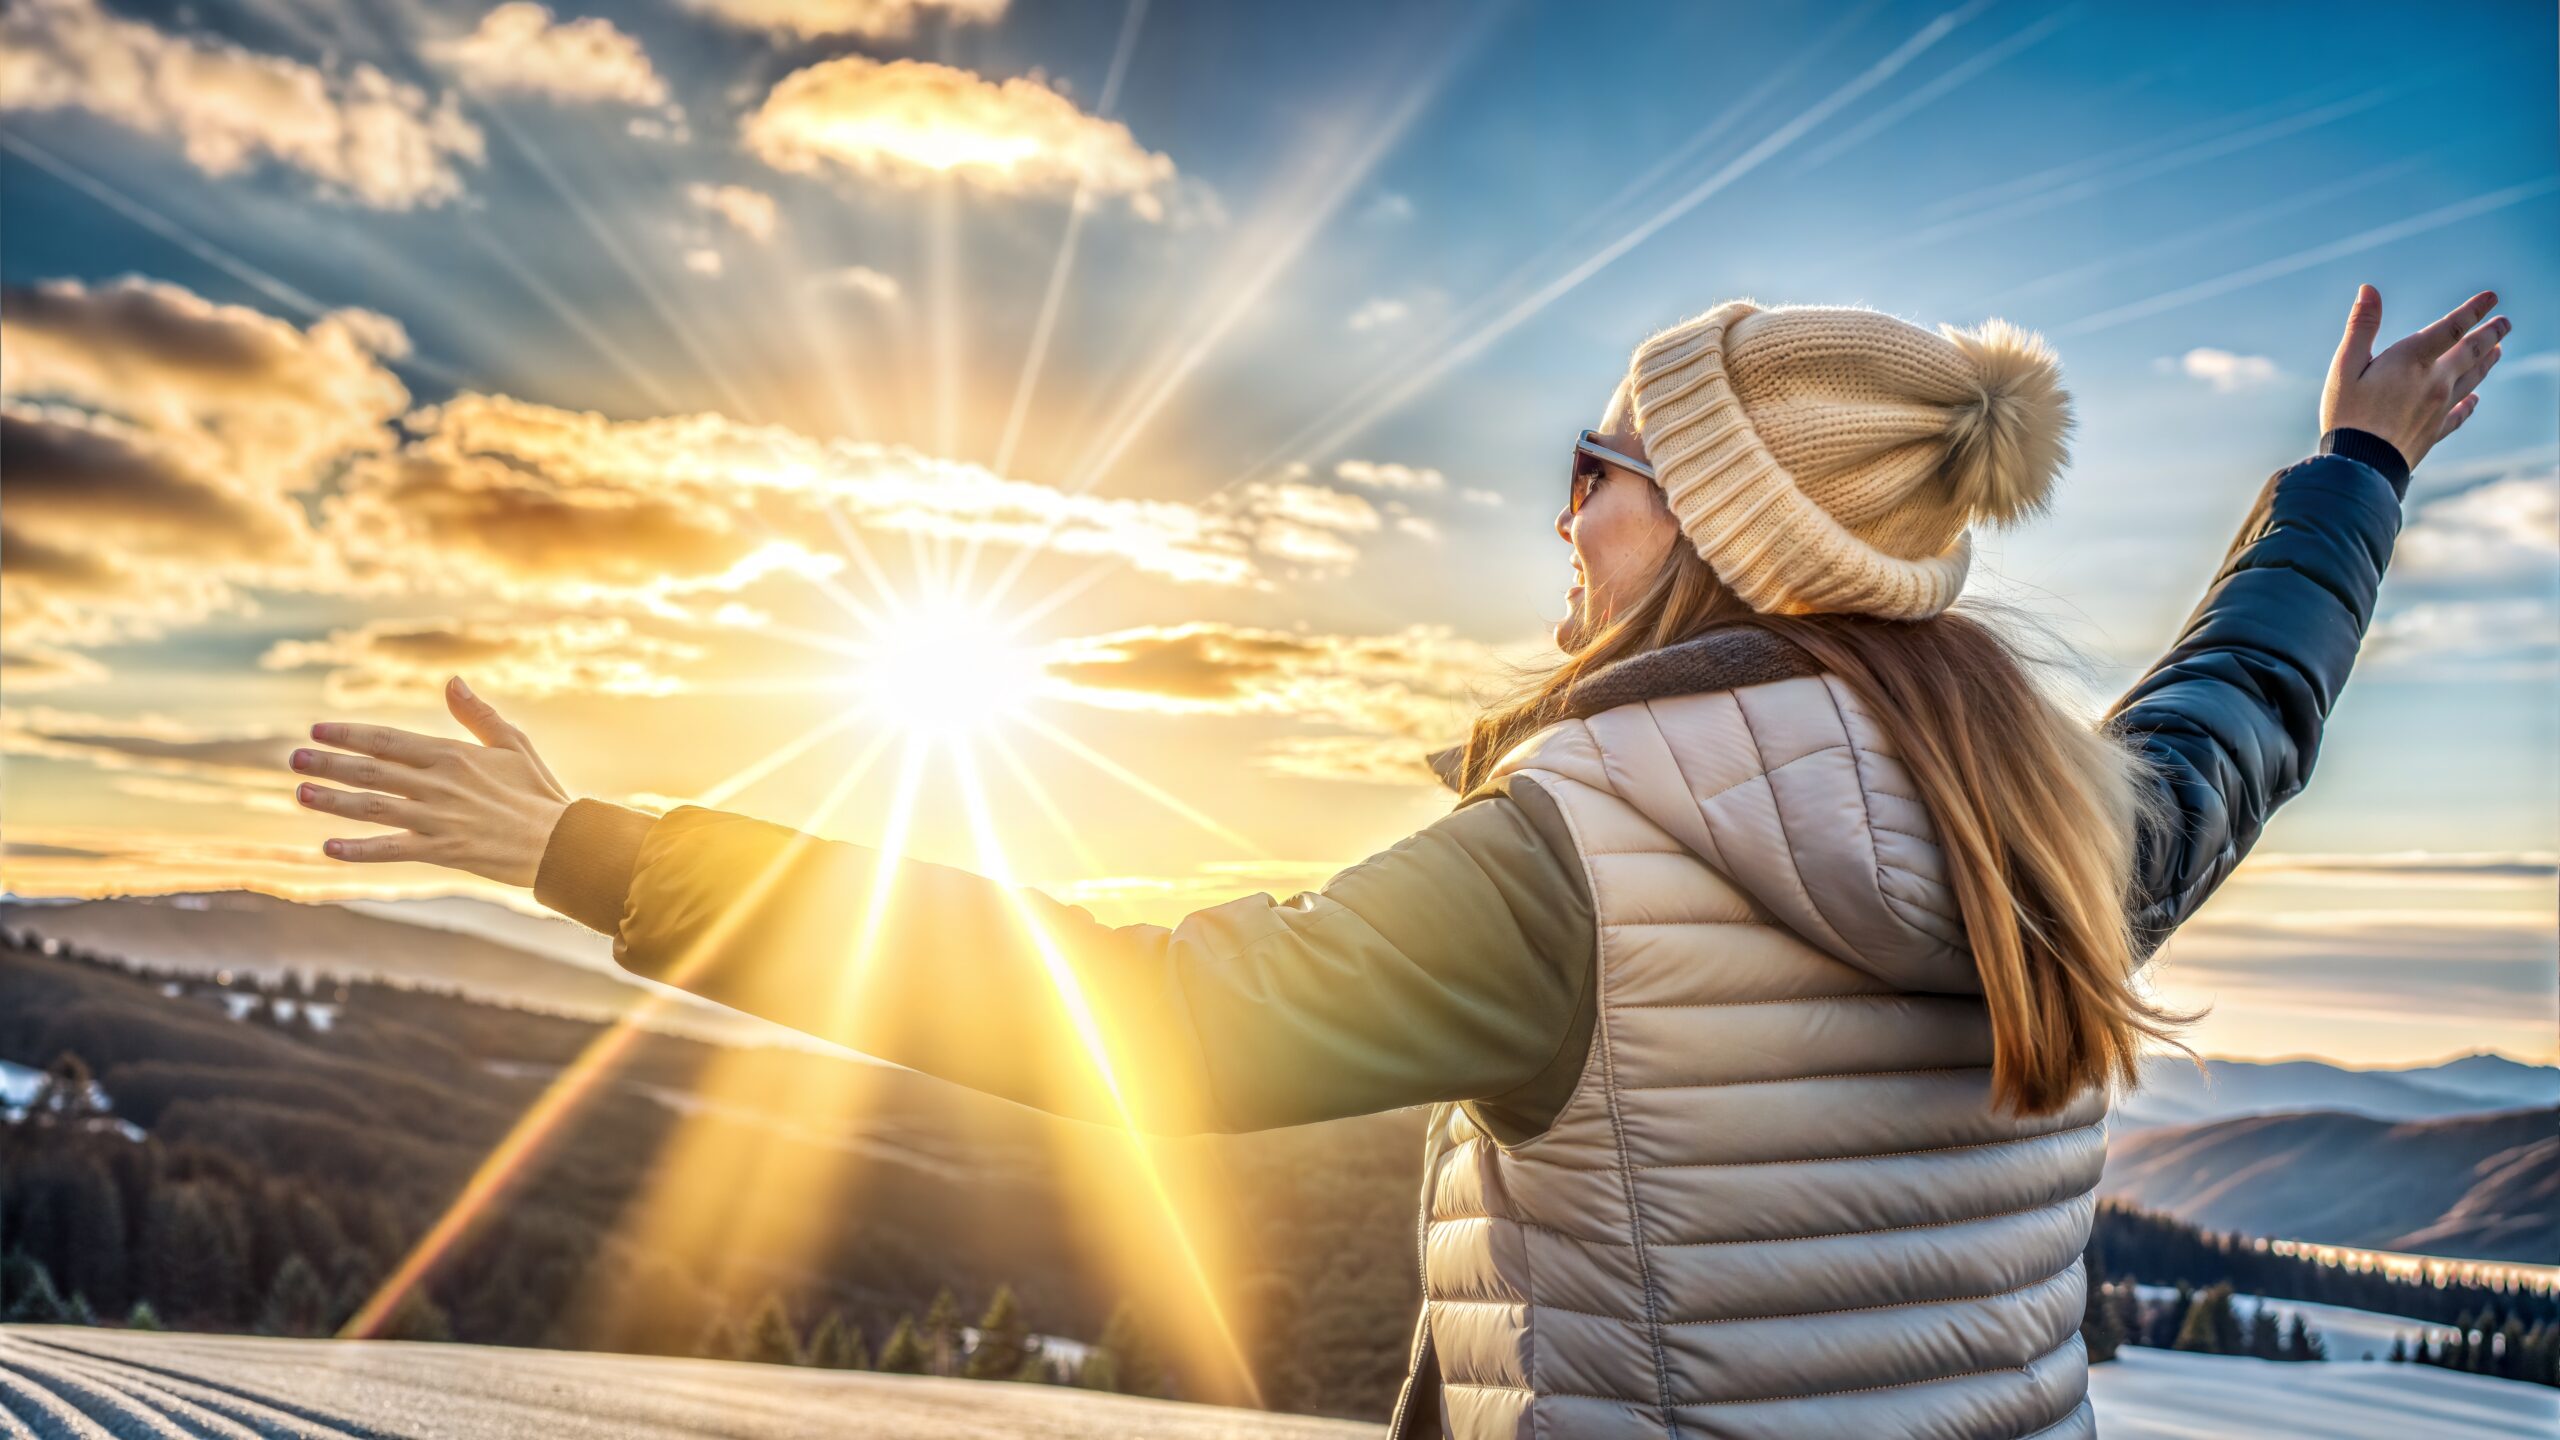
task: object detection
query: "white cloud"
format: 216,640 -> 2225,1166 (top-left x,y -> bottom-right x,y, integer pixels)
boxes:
437,3 -> 668,109
1334,459 -> 1446,492
1459,487 -> 1505,507
682,247 -> 725,276
2394,471 -> 2558,588
743,56 -> 1183,221
687,182 -> 778,242
678,0 -> 1006,40
811,266 -> 903,305
1347,297 -> 1409,332
2157,347 -> 2283,393
0,0 -> 483,209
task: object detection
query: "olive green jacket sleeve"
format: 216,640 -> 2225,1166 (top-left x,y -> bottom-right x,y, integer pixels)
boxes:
533,778 -> 1597,1136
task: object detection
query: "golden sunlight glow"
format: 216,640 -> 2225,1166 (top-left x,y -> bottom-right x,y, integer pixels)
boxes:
843,597 -> 1046,736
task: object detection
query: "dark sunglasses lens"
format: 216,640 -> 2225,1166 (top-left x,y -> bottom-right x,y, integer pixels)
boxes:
1569,449 -> 1601,512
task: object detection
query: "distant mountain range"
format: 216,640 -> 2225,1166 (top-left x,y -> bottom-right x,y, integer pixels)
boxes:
0,890 -> 790,1049
2101,1105 -> 2559,1264
2118,1053 -> 2560,1132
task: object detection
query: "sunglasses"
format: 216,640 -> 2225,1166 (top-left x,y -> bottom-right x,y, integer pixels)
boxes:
1570,429 -> 1659,516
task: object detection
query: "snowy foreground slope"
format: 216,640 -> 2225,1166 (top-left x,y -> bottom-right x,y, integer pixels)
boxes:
4,1326 -> 2554,1438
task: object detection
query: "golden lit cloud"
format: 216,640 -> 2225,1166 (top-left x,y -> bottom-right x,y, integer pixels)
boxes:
1,705 -> 297,784
259,614 -> 706,706
686,182 -> 779,242
3,276 -> 411,488
0,640 -> 109,693
437,3 -> 670,110
744,56 -> 1182,220
1041,622 -> 1515,783
0,821 -> 460,902
678,0 -> 1006,41
0,276 -> 409,643
0,0 -> 484,209
325,394 -> 1371,601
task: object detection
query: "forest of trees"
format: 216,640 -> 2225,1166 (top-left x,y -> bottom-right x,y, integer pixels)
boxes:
6,933 -> 2555,1417
0,936 -> 1418,1416
2077,1202 -> 2560,1389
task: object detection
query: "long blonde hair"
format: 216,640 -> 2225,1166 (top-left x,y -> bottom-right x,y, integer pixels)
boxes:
1461,539 -> 2200,1117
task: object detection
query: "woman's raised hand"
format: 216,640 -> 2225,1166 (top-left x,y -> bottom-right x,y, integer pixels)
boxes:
290,676 -> 573,888
2322,284 -> 2509,472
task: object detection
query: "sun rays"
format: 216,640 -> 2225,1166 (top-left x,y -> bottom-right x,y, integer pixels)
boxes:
340,491 -> 1286,1399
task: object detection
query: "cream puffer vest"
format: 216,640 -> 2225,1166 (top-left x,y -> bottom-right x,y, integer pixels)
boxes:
1407,669 -> 2108,1439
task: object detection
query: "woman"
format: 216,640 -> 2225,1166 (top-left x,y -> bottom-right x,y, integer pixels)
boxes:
288,285 -> 2505,1438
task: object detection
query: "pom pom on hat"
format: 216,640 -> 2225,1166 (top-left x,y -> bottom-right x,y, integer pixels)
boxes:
1938,316 -> 2074,528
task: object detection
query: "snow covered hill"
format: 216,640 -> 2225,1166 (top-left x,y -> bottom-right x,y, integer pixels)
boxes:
4,1326 -> 2553,1439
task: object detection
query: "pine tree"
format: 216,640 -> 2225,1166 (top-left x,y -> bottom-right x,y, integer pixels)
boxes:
127,1301 -> 164,1331
2153,1281 -> 2194,1350
2388,1334 -> 2407,1363
745,1293 -> 803,1366
1093,1301 -> 1165,1398
2079,1273 -> 2125,1364
877,1316 -> 927,1374
964,1285 -> 1033,1381
2246,1302 -> 2282,1360
2283,1311 -> 2325,1362
1077,1349 -> 1119,1392
141,1184 -> 251,1326
693,1309 -> 743,1362
259,1254 -> 331,1338
378,1289 -> 451,1343
807,1311 -> 867,1370
4,1259 -> 66,1323
2174,1283 -> 2236,1355
922,1287 -> 962,1377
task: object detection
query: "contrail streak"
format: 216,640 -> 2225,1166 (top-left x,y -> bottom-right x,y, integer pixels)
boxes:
1791,4 -> 2079,175
1274,0 -> 1990,474
2055,177 -> 2560,336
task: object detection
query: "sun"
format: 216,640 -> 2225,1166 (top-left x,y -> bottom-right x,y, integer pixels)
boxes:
845,598 -> 1046,738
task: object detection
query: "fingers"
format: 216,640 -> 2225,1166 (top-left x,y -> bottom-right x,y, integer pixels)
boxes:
2444,315 -> 2510,401
2410,289 -> 2498,360
295,780 -> 426,833
321,833 -> 429,864
2337,283 -> 2382,371
2436,392 -> 2480,444
310,720 -> 450,768
289,745 -> 433,798
445,674 -> 521,751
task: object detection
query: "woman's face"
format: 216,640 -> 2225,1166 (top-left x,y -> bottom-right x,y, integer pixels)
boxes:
1554,397 -> 1681,653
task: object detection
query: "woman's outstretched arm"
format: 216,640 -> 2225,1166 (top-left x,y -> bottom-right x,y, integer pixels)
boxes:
2104,285 -> 2509,961
287,665 -> 1599,1138
531,777 -> 1594,1135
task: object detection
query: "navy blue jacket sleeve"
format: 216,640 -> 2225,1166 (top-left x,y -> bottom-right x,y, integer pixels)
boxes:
2102,432 -> 2408,963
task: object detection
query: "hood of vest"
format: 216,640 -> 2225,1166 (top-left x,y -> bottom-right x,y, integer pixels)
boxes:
1431,622 -> 1977,994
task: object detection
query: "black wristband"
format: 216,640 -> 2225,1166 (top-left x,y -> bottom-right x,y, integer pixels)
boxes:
2318,427 -> 2411,500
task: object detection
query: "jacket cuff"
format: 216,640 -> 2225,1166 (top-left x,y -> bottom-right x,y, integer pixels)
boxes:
532,797 -> 659,937
2317,426 -> 2410,500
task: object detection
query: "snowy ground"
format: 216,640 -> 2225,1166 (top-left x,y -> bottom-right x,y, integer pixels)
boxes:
2088,1346 -> 2556,1438
3,1325 -> 2553,1438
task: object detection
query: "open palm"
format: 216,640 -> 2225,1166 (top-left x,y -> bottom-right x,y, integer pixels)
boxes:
290,676 -> 573,888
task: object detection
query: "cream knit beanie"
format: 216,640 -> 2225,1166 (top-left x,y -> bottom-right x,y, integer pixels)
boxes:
1624,298 -> 2074,619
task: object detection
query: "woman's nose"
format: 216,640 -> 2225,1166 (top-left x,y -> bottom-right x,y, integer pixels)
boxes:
1554,501 -> 1574,543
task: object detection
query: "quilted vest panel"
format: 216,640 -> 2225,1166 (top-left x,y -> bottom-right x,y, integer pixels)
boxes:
1417,672 -> 2106,1440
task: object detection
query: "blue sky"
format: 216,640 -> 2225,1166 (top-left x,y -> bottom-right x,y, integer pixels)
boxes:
2,0 -> 2553,1063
